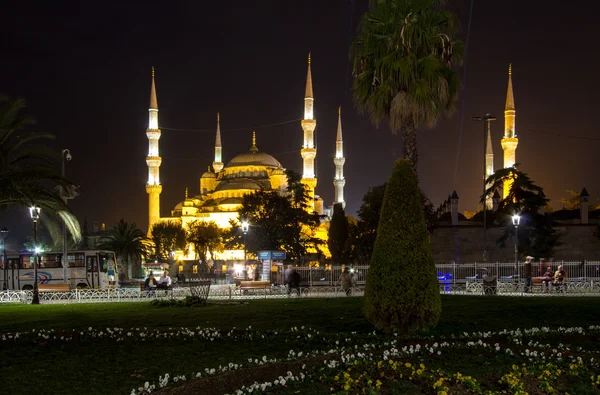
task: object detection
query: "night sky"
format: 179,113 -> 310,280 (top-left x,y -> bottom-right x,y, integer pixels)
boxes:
2,0 -> 599,244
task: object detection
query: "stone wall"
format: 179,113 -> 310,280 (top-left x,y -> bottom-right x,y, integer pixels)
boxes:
430,224 -> 600,263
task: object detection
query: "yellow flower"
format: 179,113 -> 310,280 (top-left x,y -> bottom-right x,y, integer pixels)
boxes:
344,383 -> 350,390
375,380 -> 382,388
405,363 -> 412,368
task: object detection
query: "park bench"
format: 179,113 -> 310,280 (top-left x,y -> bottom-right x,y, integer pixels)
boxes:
239,281 -> 270,293
38,283 -> 71,293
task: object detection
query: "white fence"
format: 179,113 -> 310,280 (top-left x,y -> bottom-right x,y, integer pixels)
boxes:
0,285 -> 365,304
2,261 -> 600,304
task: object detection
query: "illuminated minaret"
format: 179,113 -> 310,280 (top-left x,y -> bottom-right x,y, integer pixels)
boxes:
146,67 -> 162,234
501,63 -> 518,199
301,53 -> 317,211
213,112 -> 224,173
485,123 -> 494,209
333,106 -> 346,208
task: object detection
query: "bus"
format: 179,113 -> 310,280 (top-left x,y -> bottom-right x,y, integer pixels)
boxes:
0,250 -> 117,291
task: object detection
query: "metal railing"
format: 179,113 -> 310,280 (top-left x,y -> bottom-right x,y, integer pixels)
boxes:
0,285 -> 365,304
3,261 -> 600,304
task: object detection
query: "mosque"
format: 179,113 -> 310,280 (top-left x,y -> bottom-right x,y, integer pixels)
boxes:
144,54 -> 345,260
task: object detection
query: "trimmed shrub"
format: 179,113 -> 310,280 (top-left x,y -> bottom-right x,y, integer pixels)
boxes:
363,159 -> 441,334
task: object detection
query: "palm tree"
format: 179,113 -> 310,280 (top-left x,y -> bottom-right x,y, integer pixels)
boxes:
99,219 -> 151,280
352,0 -> 463,172
150,220 -> 187,262
186,221 -> 223,269
0,95 -> 81,242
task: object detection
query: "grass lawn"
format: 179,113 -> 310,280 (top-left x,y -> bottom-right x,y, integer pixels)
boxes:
1,296 -> 599,394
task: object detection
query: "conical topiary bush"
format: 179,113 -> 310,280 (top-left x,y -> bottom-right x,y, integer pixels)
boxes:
364,159 -> 441,334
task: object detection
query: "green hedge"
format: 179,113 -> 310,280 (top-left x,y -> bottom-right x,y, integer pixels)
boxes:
363,159 -> 441,334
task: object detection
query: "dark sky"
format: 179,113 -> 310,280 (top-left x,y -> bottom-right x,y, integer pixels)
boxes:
2,0 -> 599,244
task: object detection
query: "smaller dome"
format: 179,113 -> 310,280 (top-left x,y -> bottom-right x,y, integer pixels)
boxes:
215,179 -> 261,192
202,166 -> 216,178
219,197 -> 243,205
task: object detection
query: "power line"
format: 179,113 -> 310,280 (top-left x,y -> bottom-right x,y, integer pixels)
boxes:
452,0 -> 475,188
525,128 -> 600,141
159,118 -> 302,133
162,149 -> 302,162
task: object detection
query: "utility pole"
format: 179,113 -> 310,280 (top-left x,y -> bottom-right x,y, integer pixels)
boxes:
471,114 -> 496,262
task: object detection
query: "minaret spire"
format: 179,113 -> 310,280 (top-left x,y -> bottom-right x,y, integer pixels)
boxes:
301,53 -> 317,211
212,112 -> 224,173
250,131 -> 258,153
501,63 -> 518,198
146,67 -> 163,235
333,107 -> 346,208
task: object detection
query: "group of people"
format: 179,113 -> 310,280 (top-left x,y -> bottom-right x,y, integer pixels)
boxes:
523,257 -> 567,292
283,266 -> 355,296
144,270 -> 172,291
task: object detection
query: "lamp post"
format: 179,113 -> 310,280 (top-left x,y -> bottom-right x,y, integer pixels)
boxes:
1,227 -> 8,291
471,114 -> 496,262
29,206 -> 41,304
512,214 -> 521,281
241,221 -> 249,263
61,149 -> 72,284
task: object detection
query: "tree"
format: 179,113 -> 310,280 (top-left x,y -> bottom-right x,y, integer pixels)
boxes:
352,184 -> 387,263
150,220 -> 187,262
98,219 -> 151,280
232,171 -> 323,261
186,221 -> 223,266
352,0 -> 463,171
349,183 -> 436,264
79,217 -> 90,250
364,160 -> 441,333
328,203 -> 349,264
560,189 -> 580,210
0,96 -> 81,243
483,165 -> 560,259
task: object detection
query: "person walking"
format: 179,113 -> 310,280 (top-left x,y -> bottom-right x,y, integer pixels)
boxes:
288,269 -> 301,296
339,267 -> 354,296
524,257 -> 533,293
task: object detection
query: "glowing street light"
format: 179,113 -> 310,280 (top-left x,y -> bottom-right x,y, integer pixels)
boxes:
61,149 -> 72,286
512,214 -> 521,281
29,205 -> 41,304
241,221 -> 249,263
1,227 -> 8,290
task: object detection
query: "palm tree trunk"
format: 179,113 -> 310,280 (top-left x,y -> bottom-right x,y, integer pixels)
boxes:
402,119 -> 418,174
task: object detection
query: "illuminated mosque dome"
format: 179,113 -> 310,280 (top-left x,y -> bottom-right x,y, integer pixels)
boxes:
225,132 -> 281,169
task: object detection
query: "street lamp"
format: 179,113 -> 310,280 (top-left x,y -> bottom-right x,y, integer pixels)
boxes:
512,214 -> 521,280
29,206 -> 41,304
61,149 -> 72,284
1,227 -> 8,291
241,221 -> 249,263
471,114 -> 496,262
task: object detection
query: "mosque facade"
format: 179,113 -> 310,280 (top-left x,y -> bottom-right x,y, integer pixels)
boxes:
144,55 -> 345,260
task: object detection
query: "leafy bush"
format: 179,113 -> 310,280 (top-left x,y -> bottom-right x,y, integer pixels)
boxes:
363,159 -> 441,334
150,295 -> 207,308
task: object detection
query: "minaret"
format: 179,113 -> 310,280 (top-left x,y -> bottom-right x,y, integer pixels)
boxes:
485,122 -> 494,208
213,112 -> 224,173
146,67 -> 162,234
301,53 -> 317,211
333,106 -> 346,208
501,63 -> 518,198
